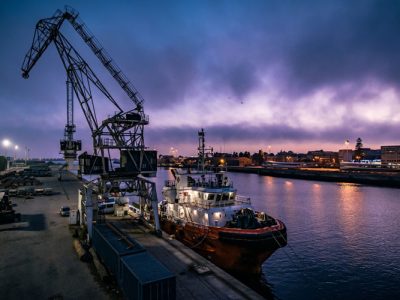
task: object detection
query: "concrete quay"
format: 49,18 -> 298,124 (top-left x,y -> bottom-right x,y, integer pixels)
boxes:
0,167 -> 110,300
110,219 -> 264,300
228,166 -> 400,188
1,166 -> 265,300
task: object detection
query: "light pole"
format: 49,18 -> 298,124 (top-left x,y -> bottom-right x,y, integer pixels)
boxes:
2,139 -> 11,169
14,145 -> 19,162
344,140 -> 350,162
25,146 -> 30,165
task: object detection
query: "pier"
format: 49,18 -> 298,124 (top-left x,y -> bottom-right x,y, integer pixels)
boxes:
0,166 -> 264,299
228,166 -> 400,188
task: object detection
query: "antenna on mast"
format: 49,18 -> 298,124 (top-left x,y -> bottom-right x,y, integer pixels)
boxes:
197,129 -> 213,172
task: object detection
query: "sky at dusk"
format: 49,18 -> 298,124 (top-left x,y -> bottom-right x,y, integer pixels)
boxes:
1,0 -> 400,158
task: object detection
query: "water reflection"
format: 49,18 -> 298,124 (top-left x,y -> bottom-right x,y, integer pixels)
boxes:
311,183 -> 323,222
337,183 -> 363,240
155,169 -> 400,300
262,176 -> 278,214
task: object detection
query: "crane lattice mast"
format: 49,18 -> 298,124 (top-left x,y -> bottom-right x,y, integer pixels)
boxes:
60,69 -> 81,161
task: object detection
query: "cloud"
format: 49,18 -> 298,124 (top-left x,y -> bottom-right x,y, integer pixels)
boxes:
146,119 -> 400,155
1,0 -> 400,158
279,0 -> 400,96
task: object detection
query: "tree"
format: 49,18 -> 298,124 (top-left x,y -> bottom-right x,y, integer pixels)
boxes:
251,150 -> 264,165
355,138 -> 363,150
354,137 -> 363,161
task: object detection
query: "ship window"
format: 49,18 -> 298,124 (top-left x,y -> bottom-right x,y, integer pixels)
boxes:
198,192 -> 203,199
222,193 -> 229,201
216,194 -> 222,201
229,192 -> 235,200
207,194 -> 215,201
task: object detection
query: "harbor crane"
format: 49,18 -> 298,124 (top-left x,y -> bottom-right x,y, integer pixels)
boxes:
21,6 -> 160,234
60,71 -> 81,166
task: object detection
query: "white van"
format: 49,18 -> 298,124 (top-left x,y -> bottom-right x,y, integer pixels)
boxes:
98,201 -> 115,214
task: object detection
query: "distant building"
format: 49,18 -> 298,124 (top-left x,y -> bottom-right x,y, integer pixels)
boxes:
158,155 -> 176,166
362,149 -> 381,161
338,149 -> 353,162
237,157 -> 253,167
381,145 -> 400,168
353,147 -> 381,161
272,151 -> 298,162
307,150 -> 338,166
214,157 -> 252,167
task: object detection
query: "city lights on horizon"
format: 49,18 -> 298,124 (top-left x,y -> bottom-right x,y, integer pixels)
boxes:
0,136 -> 395,159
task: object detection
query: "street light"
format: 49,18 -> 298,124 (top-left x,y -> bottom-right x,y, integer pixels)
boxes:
2,139 -> 11,150
25,146 -> 30,164
14,145 -> 19,161
2,139 -> 11,169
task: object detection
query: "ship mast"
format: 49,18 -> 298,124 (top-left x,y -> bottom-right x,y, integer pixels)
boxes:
197,129 -> 213,172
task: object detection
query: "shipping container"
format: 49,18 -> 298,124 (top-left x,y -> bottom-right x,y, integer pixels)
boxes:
92,224 -> 145,276
120,252 -> 176,300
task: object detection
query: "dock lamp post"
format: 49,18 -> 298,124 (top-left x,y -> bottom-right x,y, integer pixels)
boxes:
2,139 -> 11,169
14,145 -> 19,162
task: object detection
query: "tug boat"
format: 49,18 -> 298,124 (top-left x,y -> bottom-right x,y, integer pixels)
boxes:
159,129 -> 287,275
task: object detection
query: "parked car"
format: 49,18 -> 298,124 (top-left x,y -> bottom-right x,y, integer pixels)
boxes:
98,202 -> 115,214
60,206 -> 70,217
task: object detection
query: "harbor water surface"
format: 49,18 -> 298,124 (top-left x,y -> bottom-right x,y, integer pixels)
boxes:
154,168 -> 400,300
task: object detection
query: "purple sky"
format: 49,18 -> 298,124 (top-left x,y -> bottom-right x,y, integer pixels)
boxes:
1,0 -> 400,158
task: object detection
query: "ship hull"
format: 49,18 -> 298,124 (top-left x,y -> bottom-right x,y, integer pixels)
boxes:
160,217 -> 287,275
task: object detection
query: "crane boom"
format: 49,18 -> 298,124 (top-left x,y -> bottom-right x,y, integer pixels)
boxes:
63,6 -> 145,113
22,7 -> 144,116
21,9 -> 65,79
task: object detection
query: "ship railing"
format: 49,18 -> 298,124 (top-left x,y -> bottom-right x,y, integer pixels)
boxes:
181,197 -> 251,209
234,195 -> 252,205
188,180 -> 233,189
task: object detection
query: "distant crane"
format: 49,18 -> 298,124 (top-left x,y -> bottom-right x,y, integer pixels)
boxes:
21,6 -> 160,234
60,70 -> 81,163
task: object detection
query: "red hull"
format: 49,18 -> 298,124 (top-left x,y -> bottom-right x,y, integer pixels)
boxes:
160,218 -> 287,275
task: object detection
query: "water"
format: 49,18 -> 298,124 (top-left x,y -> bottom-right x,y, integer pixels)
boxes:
154,168 -> 400,300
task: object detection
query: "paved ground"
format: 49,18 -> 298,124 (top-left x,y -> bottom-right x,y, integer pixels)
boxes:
0,169 -> 111,300
1,167 -> 265,300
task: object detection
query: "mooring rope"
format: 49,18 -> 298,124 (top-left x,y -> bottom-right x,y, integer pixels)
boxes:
190,228 -> 210,249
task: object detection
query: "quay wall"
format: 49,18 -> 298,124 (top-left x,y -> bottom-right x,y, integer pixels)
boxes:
227,166 -> 400,188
